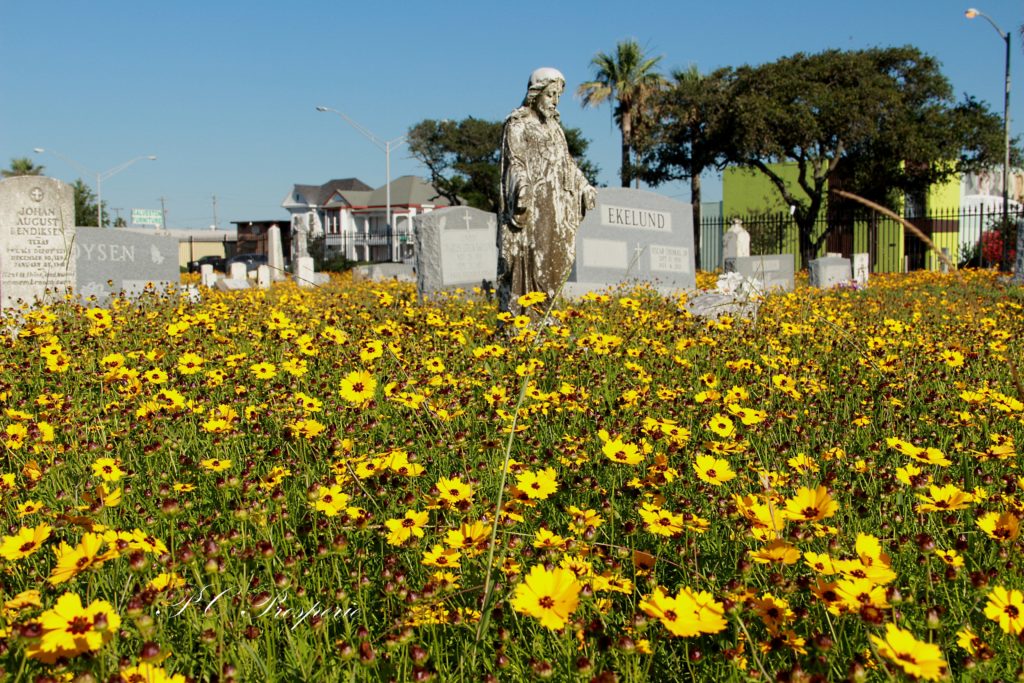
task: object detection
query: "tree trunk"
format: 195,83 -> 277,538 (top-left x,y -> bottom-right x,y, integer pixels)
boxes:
620,111 -> 632,188
691,172 -> 702,271
798,220 -> 815,271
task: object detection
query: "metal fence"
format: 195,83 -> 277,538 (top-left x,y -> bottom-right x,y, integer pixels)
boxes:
699,205 -> 1024,272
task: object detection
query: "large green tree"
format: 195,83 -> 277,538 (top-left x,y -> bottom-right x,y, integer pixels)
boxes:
577,39 -> 666,188
407,117 -> 599,213
2,157 -> 45,178
719,46 -> 1013,266
635,65 -> 733,269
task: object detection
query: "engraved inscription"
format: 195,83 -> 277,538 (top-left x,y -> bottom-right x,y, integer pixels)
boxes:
649,245 -> 690,273
599,204 -> 671,232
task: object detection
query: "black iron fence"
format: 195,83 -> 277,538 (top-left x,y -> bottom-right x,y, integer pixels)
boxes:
699,205 -> 1024,272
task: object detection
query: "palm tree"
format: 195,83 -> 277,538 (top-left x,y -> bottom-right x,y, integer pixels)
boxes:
577,39 -> 666,188
2,157 -> 45,178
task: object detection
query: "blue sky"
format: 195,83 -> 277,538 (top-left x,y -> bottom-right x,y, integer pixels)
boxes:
2,0 -> 1021,228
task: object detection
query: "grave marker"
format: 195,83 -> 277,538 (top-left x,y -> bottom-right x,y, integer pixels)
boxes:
414,206 -> 497,295
0,176 -> 75,308
809,256 -> 853,288
566,187 -> 695,296
74,227 -> 179,303
723,254 -> 795,292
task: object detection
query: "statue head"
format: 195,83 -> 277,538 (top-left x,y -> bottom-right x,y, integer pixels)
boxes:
523,67 -> 565,122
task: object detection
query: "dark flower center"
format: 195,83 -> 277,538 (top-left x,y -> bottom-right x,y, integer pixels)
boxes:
66,616 -> 93,635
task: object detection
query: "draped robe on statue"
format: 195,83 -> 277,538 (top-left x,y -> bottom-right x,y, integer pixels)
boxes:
497,107 -> 594,317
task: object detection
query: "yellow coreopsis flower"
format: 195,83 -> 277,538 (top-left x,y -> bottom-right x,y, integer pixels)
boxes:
869,624 -> 947,681
984,586 -> 1024,635
176,352 -> 205,375
90,457 -> 124,482
49,533 -> 105,585
0,523 -> 52,561
383,509 -> 429,546
977,511 -> 1020,542
639,585 -> 727,637
250,362 -> 277,380
782,486 -> 838,522
515,467 -> 559,500
28,592 -> 121,664
601,437 -> 643,465
510,564 -> 580,630
693,454 -> 736,485
915,484 -> 973,513
339,370 -> 377,405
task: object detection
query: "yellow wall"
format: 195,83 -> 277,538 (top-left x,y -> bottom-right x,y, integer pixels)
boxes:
926,174 -> 962,213
722,164 -> 804,216
178,242 -> 227,270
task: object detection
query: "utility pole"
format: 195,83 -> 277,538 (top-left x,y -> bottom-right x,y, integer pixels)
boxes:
159,197 -> 168,230
111,208 -> 123,226
212,195 -> 219,230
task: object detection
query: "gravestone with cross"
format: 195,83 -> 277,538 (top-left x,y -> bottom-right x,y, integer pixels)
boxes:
564,187 -> 695,297
414,206 -> 498,296
0,176 -> 76,308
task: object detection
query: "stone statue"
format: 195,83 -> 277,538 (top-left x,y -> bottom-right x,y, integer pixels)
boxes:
497,67 -> 597,317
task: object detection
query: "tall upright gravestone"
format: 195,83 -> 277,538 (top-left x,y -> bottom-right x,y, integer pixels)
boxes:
0,176 -> 76,308
415,206 -> 497,296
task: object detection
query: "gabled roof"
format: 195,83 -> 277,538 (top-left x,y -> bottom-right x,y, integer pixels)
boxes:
366,175 -> 450,207
326,189 -> 373,208
282,178 -> 372,209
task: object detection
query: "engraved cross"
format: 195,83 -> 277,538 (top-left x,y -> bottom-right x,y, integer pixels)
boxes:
29,188 -> 44,202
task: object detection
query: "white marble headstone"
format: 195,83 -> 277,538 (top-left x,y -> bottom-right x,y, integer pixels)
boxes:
722,219 -> 750,261
295,256 -> 314,288
852,253 -> 869,286
0,176 -> 75,308
267,226 -> 285,281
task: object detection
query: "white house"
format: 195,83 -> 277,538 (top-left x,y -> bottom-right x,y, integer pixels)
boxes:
281,176 -> 451,263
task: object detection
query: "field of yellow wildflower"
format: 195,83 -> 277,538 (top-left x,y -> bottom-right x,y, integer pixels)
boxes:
1,269 -> 1023,682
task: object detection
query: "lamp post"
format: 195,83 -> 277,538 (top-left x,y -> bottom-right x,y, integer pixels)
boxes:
316,106 -> 408,261
965,8 -> 1013,273
33,148 -> 157,227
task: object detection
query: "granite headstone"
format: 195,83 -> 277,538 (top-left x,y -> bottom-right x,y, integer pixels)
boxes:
415,206 -> 497,296
0,176 -> 75,308
565,187 -> 695,297
723,254 -> 795,292
74,227 -> 179,303
809,256 -> 853,288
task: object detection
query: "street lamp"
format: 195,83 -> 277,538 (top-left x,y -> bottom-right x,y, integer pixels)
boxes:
33,148 -> 156,227
316,106 -> 408,261
965,8 -> 1012,272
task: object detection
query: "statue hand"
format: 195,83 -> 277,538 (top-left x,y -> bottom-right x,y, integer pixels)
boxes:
512,204 -> 533,231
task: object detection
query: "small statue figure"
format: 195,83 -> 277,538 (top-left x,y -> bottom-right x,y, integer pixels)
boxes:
497,67 -> 597,317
